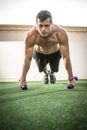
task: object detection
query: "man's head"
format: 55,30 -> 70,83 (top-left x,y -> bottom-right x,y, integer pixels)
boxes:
36,10 -> 53,37
36,10 -> 52,23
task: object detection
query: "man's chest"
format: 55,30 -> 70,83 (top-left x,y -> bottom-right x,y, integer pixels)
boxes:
35,34 -> 59,45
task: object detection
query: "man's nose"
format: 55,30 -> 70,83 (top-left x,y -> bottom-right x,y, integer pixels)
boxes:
42,26 -> 46,31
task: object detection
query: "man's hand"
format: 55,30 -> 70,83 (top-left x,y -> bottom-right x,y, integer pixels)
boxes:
68,79 -> 76,86
67,76 -> 78,89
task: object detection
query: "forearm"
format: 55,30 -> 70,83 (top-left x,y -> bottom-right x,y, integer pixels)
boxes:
22,60 -> 30,80
20,58 -> 31,86
63,55 -> 73,81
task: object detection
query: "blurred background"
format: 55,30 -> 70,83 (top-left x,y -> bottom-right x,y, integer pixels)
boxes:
0,0 -> 87,81
0,0 -> 87,26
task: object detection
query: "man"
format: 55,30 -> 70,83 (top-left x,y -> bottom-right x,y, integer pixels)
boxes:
19,10 -> 77,90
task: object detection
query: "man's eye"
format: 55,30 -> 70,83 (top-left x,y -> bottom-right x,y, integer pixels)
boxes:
39,25 -> 43,28
45,25 -> 49,27
39,25 -> 50,28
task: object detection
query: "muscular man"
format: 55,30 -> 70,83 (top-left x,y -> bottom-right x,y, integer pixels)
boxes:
19,10 -> 77,90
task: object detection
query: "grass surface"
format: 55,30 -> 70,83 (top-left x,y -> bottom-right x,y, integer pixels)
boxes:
0,79 -> 87,130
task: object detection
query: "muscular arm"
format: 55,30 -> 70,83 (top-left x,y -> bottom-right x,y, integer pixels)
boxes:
19,31 -> 34,87
20,47 -> 34,86
58,29 -> 76,85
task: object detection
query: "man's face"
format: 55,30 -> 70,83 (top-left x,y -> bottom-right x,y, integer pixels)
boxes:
36,18 -> 52,37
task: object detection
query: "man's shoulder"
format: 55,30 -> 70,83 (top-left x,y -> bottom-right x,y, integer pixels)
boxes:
29,26 -> 38,34
52,24 -> 68,42
53,24 -> 66,33
26,26 -> 38,38
25,26 -> 38,44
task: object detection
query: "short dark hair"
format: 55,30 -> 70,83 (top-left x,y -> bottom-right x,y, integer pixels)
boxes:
36,10 -> 52,23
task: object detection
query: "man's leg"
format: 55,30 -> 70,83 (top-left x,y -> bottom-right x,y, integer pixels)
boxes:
43,66 -> 49,84
33,49 -> 49,84
49,50 -> 62,84
49,66 -> 56,84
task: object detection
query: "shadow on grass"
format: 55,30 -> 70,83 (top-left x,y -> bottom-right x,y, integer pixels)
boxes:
0,80 -> 87,104
77,83 -> 87,87
0,85 -> 42,95
0,85 -> 87,104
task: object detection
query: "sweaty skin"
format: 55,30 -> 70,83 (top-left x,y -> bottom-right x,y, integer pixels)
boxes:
19,18 -> 76,87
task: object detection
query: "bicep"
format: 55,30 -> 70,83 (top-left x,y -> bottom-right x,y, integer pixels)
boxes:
25,47 -> 34,61
60,44 -> 69,58
23,47 -> 34,67
59,30 -> 70,57
24,32 -> 34,59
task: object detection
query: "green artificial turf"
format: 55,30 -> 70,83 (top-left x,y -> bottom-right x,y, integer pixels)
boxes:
0,79 -> 87,130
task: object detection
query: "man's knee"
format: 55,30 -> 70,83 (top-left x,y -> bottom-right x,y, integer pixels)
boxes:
52,67 -> 59,72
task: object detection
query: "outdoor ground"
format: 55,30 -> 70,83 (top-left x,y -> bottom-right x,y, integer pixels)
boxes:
0,79 -> 87,130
